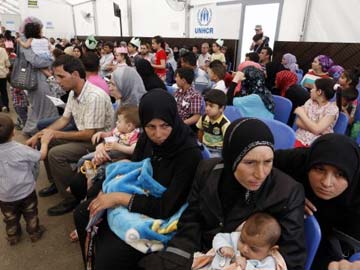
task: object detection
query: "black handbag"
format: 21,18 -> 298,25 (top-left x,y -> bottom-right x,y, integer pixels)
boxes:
10,44 -> 37,91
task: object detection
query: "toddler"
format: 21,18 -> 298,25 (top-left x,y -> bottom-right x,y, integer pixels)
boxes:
0,114 -> 51,245
77,105 -> 140,175
17,22 -> 53,79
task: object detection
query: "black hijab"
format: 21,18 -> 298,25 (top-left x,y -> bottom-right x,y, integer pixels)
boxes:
306,134 -> 360,207
137,89 -> 198,159
135,59 -> 167,91
220,118 -> 275,213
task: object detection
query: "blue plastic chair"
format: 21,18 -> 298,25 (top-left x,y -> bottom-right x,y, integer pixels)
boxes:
304,215 -> 322,270
350,252 -> 360,262
197,142 -> 211,160
260,118 -> 296,150
334,112 -> 349,134
272,95 -> 293,124
224,106 -> 242,122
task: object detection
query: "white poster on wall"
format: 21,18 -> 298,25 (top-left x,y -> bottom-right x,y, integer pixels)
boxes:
190,3 -> 242,39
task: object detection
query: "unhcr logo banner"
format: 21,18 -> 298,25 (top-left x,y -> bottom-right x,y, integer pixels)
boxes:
194,7 -> 214,35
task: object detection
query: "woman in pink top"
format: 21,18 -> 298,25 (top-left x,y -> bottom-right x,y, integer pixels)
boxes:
151,35 -> 167,81
82,52 -> 110,94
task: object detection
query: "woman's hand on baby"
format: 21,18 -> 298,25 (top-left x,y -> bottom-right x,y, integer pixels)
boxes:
88,192 -> 118,217
104,142 -> 118,151
94,143 -> 111,163
305,198 -> 317,216
92,132 -> 104,144
220,247 -> 235,258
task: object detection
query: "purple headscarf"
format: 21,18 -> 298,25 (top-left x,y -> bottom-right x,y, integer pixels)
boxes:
328,65 -> 344,81
317,55 -> 334,73
282,53 -> 298,73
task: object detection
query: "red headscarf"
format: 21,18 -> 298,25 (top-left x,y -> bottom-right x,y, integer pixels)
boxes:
275,70 -> 298,96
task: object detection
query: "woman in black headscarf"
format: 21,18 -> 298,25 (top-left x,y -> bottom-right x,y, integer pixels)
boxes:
73,89 -> 202,269
135,58 -> 167,91
273,133 -> 360,270
140,118 -> 306,270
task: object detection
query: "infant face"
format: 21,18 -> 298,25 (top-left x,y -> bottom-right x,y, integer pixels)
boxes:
237,230 -> 272,261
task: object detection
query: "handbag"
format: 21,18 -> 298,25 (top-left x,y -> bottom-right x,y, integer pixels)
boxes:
10,43 -> 37,91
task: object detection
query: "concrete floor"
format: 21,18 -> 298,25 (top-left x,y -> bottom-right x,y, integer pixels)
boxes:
0,97 -> 83,270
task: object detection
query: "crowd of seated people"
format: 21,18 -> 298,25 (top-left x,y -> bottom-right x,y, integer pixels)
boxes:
1,17 -> 360,270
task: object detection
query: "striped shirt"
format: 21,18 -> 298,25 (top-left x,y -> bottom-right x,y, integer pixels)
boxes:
63,81 -> 113,131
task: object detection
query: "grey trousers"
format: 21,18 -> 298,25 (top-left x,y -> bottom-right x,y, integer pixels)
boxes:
44,139 -> 95,199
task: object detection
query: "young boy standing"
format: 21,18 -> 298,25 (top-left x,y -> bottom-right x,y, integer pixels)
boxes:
196,89 -> 230,157
174,67 -> 202,127
0,114 -> 51,245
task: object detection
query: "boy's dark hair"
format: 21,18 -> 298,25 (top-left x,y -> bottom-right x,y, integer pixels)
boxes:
343,67 -> 360,88
261,47 -> 273,57
52,54 -> 86,79
176,67 -> 195,85
24,22 -> 42,39
342,87 -> 359,102
82,52 -> 100,72
315,78 -> 336,100
180,52 -> 197,67
117,105 -> 140,128
205,89 -> 227,107
52,48 -> 65,59
104,41 -> 114,50
245,52 -> 260,63
0,114 -> 14,143
209,60 -> 226,80
252,33 -> 263,42
242,212 -> 281,247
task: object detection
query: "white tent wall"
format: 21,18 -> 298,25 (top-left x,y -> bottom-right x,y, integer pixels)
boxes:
304,0 -> 360,43
95,0 -> 129,37
130,0 -> 186,38
15,0 -> 360,42
0,14 -> 22,32
73,2 -> 96,36
18,0 -> 75,39
277,0 -> 306,41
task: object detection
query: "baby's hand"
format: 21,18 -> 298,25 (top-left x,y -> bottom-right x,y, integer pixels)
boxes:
235,255 -> 247,269
220,247 -> 235,258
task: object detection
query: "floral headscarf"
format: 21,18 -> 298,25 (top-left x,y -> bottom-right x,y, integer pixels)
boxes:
241,66 -> 275,113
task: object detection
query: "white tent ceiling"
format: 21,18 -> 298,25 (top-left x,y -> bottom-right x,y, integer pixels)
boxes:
0,0 -> 20,14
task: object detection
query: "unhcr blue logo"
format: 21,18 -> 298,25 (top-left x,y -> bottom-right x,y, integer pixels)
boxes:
195,7 -> 214,34
197,8 -> 212,26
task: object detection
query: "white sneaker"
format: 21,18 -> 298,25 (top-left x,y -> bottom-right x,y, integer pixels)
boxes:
1,106 -> 8,112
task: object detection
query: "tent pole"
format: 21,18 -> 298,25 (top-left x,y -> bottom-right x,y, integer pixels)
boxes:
71,5 -> 77,37
300,0 -> 312,41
